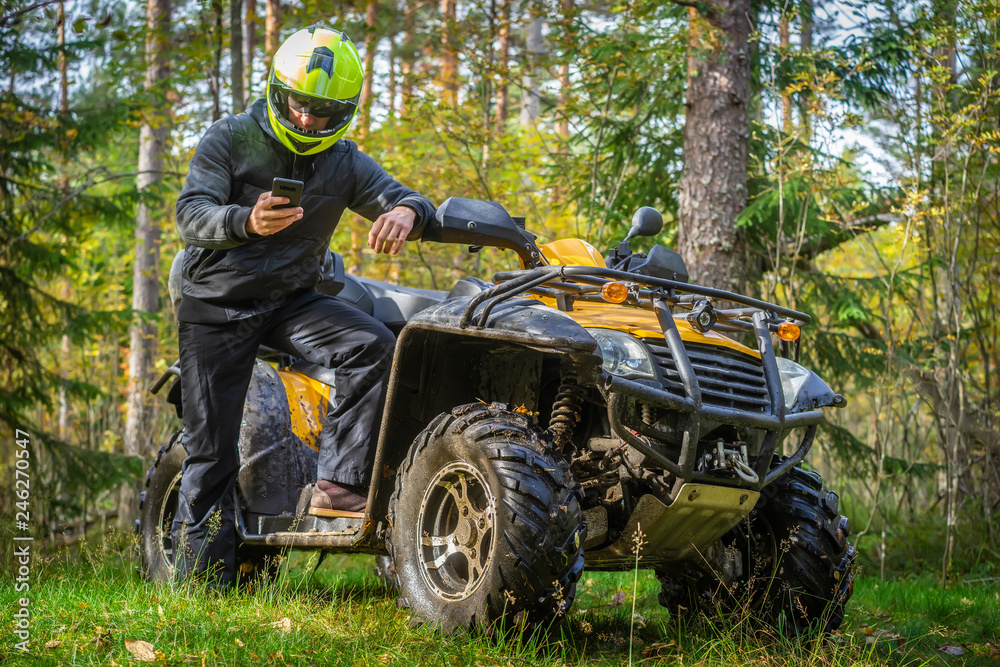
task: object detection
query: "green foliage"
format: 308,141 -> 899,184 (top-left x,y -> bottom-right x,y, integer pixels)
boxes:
557,0 -> 688,247
853,505 -> 1000,583
0,2 -> 151,538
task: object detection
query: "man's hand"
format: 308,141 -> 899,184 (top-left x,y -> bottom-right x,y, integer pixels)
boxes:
246,191 -> 302,236
368,206 -> 416,255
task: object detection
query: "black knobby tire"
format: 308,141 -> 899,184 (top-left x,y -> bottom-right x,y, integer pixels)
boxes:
748,462 -> 856,633
139,432 -> 186,582
387,403 -> 585,633
139,432 -> 282,586
655,462 -> 855,634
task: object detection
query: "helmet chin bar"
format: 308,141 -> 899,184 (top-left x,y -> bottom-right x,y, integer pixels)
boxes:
272,109 -> 348,155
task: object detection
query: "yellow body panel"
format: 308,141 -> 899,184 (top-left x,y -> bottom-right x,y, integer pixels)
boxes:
535,238 -> 759,357
539,239 -> 606,267
568,303 -> 761,358
277,368 -> 331,452
525,296 -> 761,358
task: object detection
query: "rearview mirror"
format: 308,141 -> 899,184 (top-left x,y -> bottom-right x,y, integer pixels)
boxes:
625,207 -> 663,242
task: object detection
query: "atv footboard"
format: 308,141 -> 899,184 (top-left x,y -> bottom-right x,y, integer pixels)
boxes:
481,266 -> 833,494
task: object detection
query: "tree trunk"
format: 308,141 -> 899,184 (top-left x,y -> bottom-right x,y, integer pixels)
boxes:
387,33 -> 397,117
208,0 -> 223,122
358,0 -> 379,141
676,2 -> 752,294
57,1 -> 68,116
121,0 -> 172,532
243,0 -> 256,104
556,0 -> 572,139
57,0 -> 71,441
494,0 -> 511,127
265,0 -> 280,74
520,13 -> 542,125
231,0 -> 244,112
929,0 -> 963,584
439,0 -> 458,106
798,0 -> 812,139
779,10 -> 791,134
399,0 -> 416,116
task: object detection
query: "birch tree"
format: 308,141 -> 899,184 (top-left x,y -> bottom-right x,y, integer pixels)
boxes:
121,0 -> 172,530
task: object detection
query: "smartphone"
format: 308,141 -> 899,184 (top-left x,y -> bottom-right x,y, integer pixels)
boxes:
271,177 -> 303,209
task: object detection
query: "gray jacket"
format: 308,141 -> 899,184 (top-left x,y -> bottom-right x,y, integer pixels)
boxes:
175,99 -> 434,323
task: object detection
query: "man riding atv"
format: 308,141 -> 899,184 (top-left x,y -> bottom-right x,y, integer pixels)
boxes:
171,25 -> 433,587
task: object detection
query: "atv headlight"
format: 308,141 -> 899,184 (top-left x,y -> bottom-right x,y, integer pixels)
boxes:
587,329 -> 657,381
776,357 -> 840,413
776,357 -> 811,412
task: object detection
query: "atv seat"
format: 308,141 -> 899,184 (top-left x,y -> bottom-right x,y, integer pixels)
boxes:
353,276 -> 449,330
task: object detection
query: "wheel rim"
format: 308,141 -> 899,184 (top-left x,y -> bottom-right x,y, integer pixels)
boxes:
416,461 -> 497,601
156,470 -> 183,570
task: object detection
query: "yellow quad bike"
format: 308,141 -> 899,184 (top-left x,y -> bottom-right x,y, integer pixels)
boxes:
140,197 -> 855,634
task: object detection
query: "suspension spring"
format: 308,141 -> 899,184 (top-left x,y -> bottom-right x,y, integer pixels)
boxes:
549,375 -> 587,448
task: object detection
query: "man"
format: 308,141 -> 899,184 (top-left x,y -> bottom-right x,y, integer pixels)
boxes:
171,26 -> 434,586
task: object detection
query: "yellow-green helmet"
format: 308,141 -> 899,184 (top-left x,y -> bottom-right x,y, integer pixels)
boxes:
266,26 -> 363,155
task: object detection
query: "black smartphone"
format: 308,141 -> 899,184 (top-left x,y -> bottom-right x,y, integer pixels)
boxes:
271,177 -> 303,209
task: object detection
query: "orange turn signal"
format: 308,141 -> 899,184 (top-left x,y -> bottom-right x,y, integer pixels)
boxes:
601,282 -> 629,304
777,321 -> 801,342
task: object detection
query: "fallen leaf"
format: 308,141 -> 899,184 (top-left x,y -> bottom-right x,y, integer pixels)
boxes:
124,639 -> 157,662
986,641 -> 1000,660
610,591 -> 626,607
939,644 -> 965,656
236,638 -> 245,647
44,640 -> 62,649
268,617 -> 293,633
861,627 -> 904,647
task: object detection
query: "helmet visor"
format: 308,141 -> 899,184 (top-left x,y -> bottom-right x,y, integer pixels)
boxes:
270,83 -> 358,134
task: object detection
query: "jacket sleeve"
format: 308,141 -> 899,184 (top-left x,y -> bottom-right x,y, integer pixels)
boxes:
347,146 -> 436,240
175,118 -> 254,249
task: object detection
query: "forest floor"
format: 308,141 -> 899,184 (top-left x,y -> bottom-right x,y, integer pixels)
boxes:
1,532 -> 998,666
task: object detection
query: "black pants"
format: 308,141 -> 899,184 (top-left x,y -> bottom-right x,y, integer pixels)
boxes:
170,290 -> 394,585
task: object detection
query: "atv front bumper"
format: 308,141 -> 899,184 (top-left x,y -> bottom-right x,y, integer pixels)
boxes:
604,303 -> 823,492
477,266 -> 829,493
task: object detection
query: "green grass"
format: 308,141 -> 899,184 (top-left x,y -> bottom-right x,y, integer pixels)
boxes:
2,533 -> 998,666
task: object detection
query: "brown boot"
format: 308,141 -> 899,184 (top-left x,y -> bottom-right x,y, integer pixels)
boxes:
308,480 -> 367,519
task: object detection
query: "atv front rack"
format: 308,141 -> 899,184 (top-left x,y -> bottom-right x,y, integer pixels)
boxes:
465,266 -> 825,492
470,265 -> 811,328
